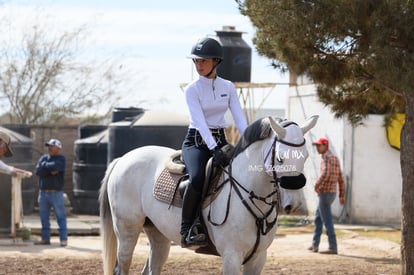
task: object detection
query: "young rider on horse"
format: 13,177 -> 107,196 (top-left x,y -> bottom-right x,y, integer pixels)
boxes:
180,37 -> 248,248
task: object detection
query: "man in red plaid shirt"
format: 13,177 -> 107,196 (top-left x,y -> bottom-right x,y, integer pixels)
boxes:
308,137 -> 345,255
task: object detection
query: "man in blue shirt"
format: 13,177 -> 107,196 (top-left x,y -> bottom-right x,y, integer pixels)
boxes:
34,139 -> 67,247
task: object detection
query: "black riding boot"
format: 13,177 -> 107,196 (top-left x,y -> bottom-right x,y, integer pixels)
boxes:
180,185 -> 207,248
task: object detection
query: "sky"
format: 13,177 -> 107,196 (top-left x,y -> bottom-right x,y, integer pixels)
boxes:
2,0 -> 289,116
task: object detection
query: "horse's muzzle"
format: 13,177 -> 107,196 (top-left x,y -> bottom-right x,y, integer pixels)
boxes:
279,173 -> 306,190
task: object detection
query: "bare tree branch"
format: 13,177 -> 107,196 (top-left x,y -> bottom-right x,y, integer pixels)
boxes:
0,17 -> 133,124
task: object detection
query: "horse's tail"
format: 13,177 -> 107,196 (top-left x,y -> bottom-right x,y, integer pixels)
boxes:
99,158 -> 120,275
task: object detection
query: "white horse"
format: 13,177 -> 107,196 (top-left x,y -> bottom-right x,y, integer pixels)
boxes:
100,115 -> 318,275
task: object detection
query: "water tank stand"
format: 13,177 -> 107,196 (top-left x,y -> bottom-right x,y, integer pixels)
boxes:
234,82 -> 278,124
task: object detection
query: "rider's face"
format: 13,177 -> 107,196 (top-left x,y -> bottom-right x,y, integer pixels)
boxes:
193,58 -> 216,77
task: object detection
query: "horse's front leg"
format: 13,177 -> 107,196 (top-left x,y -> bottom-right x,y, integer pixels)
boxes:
221,251 -> 243,275
242,250 -> 267,275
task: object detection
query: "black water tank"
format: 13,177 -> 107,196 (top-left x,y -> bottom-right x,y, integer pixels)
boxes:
2,124 -> 31,138
216,26 -> 252,83
78,125 -> 108,139
112,107 -> 145,123
107,110 -> 189,163
72,128 -> 108,215
0,126 -> 35,232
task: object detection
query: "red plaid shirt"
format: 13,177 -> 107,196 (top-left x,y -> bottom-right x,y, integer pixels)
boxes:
315,150 -> 345,198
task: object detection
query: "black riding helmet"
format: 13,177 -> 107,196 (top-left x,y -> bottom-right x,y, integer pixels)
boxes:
189,37 -> 223,77
189,37 -> 223,59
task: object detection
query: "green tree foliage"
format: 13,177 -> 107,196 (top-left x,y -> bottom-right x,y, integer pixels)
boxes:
237,0 -> 408,123
237,1 -> 414,274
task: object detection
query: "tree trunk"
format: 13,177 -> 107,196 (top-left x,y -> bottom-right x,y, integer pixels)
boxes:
401,93 -> 414,275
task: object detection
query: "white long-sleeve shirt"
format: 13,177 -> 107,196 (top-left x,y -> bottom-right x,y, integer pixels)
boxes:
185,75 -> 247,150
0,160 -> 14,175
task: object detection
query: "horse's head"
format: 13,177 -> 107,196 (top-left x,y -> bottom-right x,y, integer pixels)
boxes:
231,115 -> 318,214
267,115 -> 318,213
267,115 -> 318,188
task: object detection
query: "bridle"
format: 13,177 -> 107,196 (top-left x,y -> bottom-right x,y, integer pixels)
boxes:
207,135 -> 280,264
207,122 -> 306,264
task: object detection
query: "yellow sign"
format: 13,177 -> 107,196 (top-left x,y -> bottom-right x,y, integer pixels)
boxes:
386,113 -> 405,150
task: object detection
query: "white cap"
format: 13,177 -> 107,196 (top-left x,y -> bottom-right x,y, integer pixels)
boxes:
45,139 -> 62,148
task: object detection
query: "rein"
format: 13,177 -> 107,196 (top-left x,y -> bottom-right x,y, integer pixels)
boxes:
207,136 -> 281,265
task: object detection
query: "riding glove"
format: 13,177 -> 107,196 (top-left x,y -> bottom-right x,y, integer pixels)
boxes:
211,145 -> 233,167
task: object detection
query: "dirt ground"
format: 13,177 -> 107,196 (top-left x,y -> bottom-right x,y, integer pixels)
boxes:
0,225 -> 401,275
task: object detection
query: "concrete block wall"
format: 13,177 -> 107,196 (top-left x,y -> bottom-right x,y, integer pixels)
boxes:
30,125 -> 79,204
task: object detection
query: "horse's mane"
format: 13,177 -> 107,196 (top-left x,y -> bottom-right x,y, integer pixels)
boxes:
233,117 -> 273,158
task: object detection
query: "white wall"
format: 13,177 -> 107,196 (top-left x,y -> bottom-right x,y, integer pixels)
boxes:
287,85 -> 401,226
350,115 -> 401,225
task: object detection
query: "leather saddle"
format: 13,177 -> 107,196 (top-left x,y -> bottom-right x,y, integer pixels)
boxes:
153,150 -> 228,256
154,150 -> 223,209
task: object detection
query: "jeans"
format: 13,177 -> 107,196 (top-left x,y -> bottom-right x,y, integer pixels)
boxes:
312,192 -> 337,250
38,191 -> 67,241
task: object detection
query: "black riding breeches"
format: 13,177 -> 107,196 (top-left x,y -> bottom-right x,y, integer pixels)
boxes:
181,128 -> 227,192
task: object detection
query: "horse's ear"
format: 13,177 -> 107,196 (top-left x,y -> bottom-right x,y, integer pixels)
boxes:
269,116 -> 286,139
301,115 -> 319,134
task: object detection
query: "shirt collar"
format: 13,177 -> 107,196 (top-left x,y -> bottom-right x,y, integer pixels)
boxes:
322,150 -> 331,158
198,75 -> 217,84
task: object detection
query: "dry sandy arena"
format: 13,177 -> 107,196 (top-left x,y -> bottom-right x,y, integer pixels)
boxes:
0,224 -> 401,274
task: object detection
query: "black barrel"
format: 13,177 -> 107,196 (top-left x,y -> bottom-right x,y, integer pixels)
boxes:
0,126 -> 35,232
78,125 -> 108,139
111,107 -> 145,123
72,129 -> 108,215
107,110 -> 188,163
215,26 -> 252,83
2,124 -> 31,138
